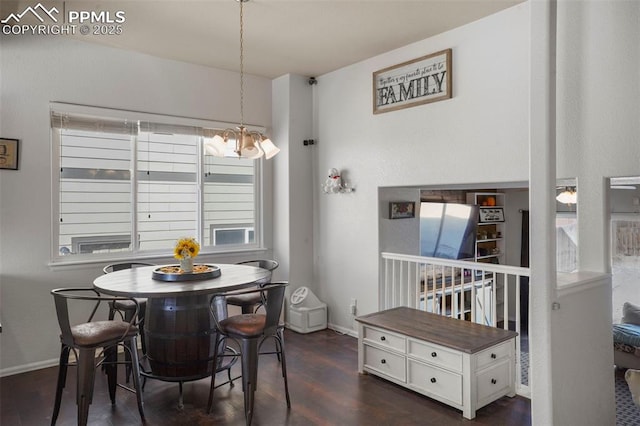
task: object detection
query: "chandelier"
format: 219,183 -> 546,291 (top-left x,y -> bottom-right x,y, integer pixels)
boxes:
204,0 -> 279,160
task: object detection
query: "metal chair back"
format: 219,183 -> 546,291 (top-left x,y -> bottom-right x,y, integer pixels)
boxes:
103,262 -> 155,274
261,281 -> 287,335
235,259 -> 278,284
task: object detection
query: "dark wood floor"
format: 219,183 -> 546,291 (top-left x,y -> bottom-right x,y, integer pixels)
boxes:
1,329 -> 531,425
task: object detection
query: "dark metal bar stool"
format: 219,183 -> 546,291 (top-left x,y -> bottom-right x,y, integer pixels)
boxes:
226,260 -> 279,314
104,262 -> 154,382
207,281 -> 291,425
51,288 -> 145,426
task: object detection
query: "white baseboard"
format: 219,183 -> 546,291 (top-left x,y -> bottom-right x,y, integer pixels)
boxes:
0,340 -> 141,378
0,358 -> 59,377
327,323 -> 358,338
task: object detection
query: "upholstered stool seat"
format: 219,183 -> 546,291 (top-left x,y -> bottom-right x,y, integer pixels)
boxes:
70,321 -> 139,347
219,314 -> 266,338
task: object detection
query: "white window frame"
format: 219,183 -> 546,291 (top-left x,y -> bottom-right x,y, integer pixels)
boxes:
50,102 -> 265,264
210,223 -> 256,246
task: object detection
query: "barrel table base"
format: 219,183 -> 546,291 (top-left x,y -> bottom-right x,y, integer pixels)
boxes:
142,295 -> 235,407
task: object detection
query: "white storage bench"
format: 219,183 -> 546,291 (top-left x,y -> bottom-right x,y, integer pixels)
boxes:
356,307 -> 517,419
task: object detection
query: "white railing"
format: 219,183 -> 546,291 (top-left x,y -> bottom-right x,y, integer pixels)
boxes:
380,252 -> 531,394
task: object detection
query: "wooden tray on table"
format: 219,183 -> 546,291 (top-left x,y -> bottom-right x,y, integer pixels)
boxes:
151,264 -> 221,282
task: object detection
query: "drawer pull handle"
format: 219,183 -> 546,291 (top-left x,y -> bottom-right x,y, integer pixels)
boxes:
491,353 -> 497,359
380,336 -> 386,341
381,359 -> 386,364
430,377 -> 437,383
491,378 -> 497,384
431,352 -> 437,357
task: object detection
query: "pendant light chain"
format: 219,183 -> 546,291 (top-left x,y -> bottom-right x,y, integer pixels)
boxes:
239,0 -> 244,128
202,0 -> 279,160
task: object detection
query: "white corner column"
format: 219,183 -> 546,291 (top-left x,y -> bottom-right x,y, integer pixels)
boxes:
528,0 -> 556,424
531,1 -> 617,424
271,74 -> 315,293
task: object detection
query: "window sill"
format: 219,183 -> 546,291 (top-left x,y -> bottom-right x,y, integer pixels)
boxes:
48,247 -> 269,270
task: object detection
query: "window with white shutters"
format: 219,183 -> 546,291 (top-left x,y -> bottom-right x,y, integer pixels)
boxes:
51,104 -> 262,262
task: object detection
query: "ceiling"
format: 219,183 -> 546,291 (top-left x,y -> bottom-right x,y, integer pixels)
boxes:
2,0 -> 524,79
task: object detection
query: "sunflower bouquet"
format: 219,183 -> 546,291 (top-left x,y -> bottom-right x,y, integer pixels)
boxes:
174,237 -> 200,260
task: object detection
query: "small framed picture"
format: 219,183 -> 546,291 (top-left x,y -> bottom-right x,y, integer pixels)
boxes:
389,201 -> 415,219
0,138 -> 19,170
479,207 -> 505,223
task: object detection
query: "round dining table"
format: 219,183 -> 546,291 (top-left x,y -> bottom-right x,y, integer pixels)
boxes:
93,263 -> 269,298
93,263 -> 270,395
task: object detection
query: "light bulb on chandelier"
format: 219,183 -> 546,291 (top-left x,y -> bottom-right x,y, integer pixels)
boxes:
556,187 -> 577,205
203,0 -> 279,160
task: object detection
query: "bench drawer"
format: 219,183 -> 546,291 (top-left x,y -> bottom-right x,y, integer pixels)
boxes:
408,338 -> 462,372
476,340 -> 513,370
476,360 -> 512,406
407,358 -> 463,406
363,326 -> 405,353
363,344 -> 406,383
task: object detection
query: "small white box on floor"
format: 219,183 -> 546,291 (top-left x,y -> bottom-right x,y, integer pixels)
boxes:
286,287 -> 327,333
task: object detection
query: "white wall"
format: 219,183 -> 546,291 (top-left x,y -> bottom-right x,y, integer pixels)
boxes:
0,35 -> 273,372
312,4 -> 530,332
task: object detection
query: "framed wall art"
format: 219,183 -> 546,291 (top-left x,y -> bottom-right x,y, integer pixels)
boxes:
0,138 -> 19,170
373,48 -> 452,114
479,207 -> 505,223
389,201 -> 415,219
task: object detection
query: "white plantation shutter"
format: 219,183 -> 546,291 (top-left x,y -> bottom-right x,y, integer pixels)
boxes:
136,127 -> 198,251
51,103 -> 261,261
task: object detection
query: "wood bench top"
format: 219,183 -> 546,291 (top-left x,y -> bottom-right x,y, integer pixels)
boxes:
356,307 -> 518,354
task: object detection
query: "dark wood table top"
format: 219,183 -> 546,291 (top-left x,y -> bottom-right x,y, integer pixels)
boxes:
93,263 -> 269,298
356,307 -> 517,354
